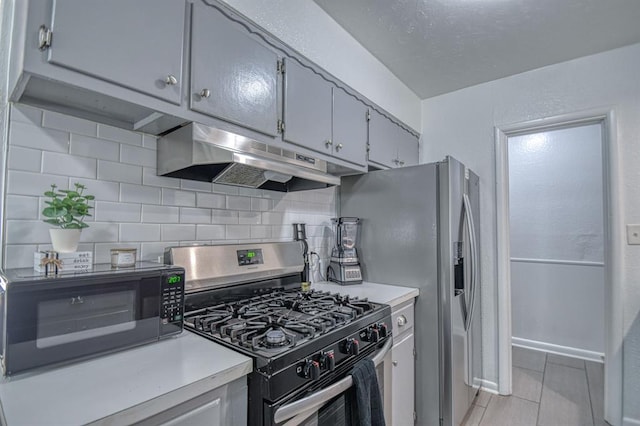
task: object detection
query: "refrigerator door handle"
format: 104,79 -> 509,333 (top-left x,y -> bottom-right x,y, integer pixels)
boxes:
463,193 -> 478,331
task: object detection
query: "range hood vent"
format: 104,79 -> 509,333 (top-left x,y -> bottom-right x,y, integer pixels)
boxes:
157,123 -> 346,192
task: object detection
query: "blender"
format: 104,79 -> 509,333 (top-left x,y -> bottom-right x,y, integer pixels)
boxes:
328,217 -> 363,284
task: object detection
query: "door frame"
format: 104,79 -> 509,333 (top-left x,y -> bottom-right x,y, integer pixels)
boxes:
494,108 -> 623,425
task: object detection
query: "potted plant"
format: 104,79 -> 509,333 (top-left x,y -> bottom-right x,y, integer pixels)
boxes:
42,182 -> 95,253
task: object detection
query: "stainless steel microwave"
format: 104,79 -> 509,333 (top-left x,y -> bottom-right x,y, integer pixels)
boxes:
0,262 -> 185,376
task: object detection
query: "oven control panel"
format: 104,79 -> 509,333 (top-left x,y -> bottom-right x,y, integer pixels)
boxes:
237,249 -> 264,266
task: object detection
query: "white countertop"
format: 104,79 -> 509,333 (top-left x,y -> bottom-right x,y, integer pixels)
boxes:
313,281 -> 419,309
0,331 -> 252,426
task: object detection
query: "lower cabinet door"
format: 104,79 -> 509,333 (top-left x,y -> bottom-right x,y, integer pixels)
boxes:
161,398 -> 221,426
392,333 -> 415,426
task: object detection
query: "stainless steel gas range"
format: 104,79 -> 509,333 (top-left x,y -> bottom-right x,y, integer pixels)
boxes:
165,242 -> 392,426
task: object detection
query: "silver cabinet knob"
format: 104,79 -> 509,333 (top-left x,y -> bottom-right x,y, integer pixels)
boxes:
200,88 -> 211,98
393,159 -> 400,165
392,361 -> 398,366
325,139 -> 333,148
399,160 -> 405,166
335,143 -> 344,151
397,315 -> 407,327
165,74 -> 178,86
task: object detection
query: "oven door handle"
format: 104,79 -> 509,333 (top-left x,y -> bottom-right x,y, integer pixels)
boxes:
273,337 -> 393,424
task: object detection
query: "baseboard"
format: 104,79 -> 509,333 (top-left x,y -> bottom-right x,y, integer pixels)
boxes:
479,380 -> 499,394
623,417 -> 640,426
512,337 -> 604,363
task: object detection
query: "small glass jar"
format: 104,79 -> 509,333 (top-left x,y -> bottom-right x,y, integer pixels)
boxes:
111,248 -> 137,268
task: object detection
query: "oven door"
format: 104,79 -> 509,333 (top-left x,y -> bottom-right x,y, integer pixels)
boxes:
5,273 -> 161,374
273,338 -> 393,426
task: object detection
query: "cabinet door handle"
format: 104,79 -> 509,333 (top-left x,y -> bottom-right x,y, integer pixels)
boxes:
393,159 -> 400,165
397,315 -> 407,327
325,139 -> 333,148
200,88 -> 211,98
392,361 -> 398,366
399,160 -> 405,166
335,143 -> 343,151
165,74 -> 178,86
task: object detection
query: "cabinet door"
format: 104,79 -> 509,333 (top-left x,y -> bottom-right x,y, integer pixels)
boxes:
392,333 -> 415,426
397,127 -> 419,167
161,398 -> 221,426
332,88 -> 367,167
368,109 -> 399,168
47,0 -> 185,105
283,59 -> 332,153
190,3 -> 278,136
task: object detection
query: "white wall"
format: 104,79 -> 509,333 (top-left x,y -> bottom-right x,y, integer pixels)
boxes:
509,125 -> 605,356
421,43 -> 640,423
3,104 -> 337,271
218,0 -> 422,131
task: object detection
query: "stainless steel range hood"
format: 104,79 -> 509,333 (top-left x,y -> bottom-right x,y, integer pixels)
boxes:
157,123 -> 347,192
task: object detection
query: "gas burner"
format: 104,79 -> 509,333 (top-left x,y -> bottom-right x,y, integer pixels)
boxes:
265,329 -> 286,346
252,327 -> 297,350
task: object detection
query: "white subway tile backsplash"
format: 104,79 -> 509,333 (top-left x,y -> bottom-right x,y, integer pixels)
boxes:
162,188 -> 196,207
77,222 -> 119,242
95,201 -> 141,222
180,207 -> 211,224
226,225 -> 250,239
97,160 -> 142,184
213,184 -> 239,195
250,225 -> 271,239
142,134 -> 158,150
120,184 -> 161,205
227,195 -> 251,211
97,124 -> 142,146
4,105 -> 337,268
10,104 -> 42,125
70,135 -> 119,161
140,242 -> 176,261
43,151 -> 97,179
262,211 -> 285,225
212,209 -> 239,224
5,220 -> 51,244
94,242 -> 141,264
197,192 -> 226,209
7,171 -> 68,196
8,146 -> 41,172
5,195 -> 39,219
10,121 -> 69,153
181,179 -> 212,192
162,224 -> 196,241
71,178 -> 119,202
142,205 -> 179,223
143,167 -> 181,188
119,224 -> 160,242
239,211 -> 261,225
251,197 -> 271,212
4,244 -> 39,268
196,225 -> 226,240
43,110 -> 97,136
120,145 -> 155,168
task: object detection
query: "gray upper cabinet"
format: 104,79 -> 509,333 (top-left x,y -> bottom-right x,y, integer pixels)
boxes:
283,59 -> 367,166
397,126 -> 419,167
283,58 -> 333,153
332,88 -> 368,167
369,109 -> 419,168
190,3 -> 279,136
46,0 -> 185,105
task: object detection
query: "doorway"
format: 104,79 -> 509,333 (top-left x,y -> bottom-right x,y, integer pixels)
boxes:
494,110 -> 623,425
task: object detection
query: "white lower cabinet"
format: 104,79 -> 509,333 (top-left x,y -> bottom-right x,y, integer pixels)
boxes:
391,300 -> 416,425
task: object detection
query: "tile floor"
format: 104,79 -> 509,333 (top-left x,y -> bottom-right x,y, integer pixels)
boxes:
462,346 -> 607,426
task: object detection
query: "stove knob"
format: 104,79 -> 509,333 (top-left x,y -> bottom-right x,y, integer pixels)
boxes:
320,352 -> 335,371
301,359 -> 321,380
376,322 -> 389,338
366,327 -> 380,343
344,338 -> 360,356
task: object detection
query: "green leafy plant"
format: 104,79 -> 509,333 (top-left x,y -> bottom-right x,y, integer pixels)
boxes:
42,183 -> 95,229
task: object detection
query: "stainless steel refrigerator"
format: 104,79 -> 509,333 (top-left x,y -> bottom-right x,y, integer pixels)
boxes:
340,156 -> 482,426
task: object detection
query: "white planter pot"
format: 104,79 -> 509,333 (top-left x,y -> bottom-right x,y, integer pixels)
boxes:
49,228 -> 82,253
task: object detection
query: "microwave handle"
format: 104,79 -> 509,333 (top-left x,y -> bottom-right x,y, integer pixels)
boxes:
273,337 -> 393,424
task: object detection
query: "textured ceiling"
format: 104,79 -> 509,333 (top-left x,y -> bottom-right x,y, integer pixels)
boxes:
312,0 -> 640,99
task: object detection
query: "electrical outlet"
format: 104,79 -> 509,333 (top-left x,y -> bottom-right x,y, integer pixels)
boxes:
627,224 -> 640,245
